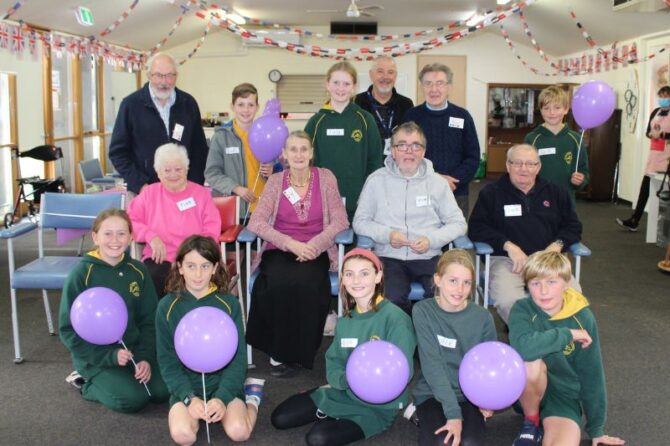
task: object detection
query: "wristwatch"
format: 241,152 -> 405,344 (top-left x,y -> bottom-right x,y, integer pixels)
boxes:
183,393 -> 194,407
554,239 -> 564,248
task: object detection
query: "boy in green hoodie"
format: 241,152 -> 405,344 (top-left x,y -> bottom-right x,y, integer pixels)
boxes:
508,251 -> 624,446
524,86 -> 590,208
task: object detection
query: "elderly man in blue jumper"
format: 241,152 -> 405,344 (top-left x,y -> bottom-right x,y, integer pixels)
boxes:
353,122 -> 467,314
109,52 -> 209,195
402,63 -> 480,216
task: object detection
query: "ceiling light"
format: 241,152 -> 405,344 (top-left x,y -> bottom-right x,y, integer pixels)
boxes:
466,11 -> 483,27
214,9 -> 246,25
497,0 -> 510,5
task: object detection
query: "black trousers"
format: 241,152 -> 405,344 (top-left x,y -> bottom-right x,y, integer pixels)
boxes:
380,256 -> 440,314
416,398 -> 486,446
632,175 -> 652,222
144,259 -> 171,298
271,390 -> 365,446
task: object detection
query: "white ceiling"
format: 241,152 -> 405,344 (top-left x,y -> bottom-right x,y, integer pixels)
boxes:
5,0 -> 670,56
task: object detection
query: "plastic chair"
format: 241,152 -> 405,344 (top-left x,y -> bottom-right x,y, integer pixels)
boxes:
473,241 -> 592,308
212,196 -> 244,306
238,227 -> 354,366
78,158 -> 120,192
356,235 -> 474,301
0,192 -> 125,363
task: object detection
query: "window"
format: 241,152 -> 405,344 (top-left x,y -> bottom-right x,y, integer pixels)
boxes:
0,72 -> 17,216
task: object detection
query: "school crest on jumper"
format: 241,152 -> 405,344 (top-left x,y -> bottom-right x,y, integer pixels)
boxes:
564,152 -> 573,165
563,341 -> 575,356
351,129 -> 363,142
129,281 -> 140,297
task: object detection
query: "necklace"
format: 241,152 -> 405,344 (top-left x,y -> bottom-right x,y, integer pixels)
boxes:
289,170 -> 311,188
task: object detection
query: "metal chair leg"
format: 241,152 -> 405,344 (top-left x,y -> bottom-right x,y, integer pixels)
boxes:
42,289 -> 55,335
10,288 -> 23,364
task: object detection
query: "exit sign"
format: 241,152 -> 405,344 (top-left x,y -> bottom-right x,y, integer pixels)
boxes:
75,6 -> 94,26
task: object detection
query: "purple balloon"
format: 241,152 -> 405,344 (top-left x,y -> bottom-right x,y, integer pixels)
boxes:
70,287 -> 128,345
571,80 -> 616,129
345,340 -> 410,404
248,115 -> 288,163
174,306 -> 238,373
263,98 -> 282,116
459,341 -> 526,410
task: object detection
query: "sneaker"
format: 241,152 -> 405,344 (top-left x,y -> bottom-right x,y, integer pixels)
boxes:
270,362 -> 299,378
512,419 -> 543,446
244,377 -> 265,407
402,402 -> 420,427
65,370 -> 86,390
616,217 -> 639,232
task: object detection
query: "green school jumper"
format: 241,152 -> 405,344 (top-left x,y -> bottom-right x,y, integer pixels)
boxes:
508,289 -> 608,438
59,251 -> 169,413
305,102 -> 383,220
310,298 -> 416,438
156,287 -> 247,407
525,124 -> 590,207
411,299 -> 497,420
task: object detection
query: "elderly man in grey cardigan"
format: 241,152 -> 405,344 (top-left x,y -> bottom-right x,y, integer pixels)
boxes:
353,121 -> 467,314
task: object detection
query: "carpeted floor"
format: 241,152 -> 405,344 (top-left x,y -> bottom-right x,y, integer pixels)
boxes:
0,187 -> 667,445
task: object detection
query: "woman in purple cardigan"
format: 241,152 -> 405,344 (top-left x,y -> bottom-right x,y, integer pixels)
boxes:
246,130 -> 349,377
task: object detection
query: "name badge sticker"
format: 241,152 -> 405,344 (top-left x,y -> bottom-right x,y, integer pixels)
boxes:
448,117 -> 464,129
383,138 -> 392,155
538,147 -> 556,156
176,197 -> 196,211
341,338 -> 358,348
172,123 -> 184,141
416,195 -> 429,207
327,128 -> 345,136
283,187 -> 301,205
437,335 -> 457,349
504,204 -> 523,217
225,146 -> 241,155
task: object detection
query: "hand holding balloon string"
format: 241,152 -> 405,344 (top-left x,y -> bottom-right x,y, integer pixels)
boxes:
119,339 -> 152,395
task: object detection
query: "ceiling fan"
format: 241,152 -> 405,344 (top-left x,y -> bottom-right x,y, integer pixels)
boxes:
307,0 -> 384,18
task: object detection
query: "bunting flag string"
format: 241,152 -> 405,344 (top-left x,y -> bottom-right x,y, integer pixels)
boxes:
177,19 -> 212,65
148,0 -> 206,55
1,1 -> 25,21
97,0 -> 140,38
204,1 -> 533,60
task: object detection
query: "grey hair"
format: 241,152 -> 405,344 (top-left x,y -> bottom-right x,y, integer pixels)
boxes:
146,52 -> 178,73
418,63 -> 453,84
154,143 -> 190,173
506,143 -> 539,162
371,55 -> 397,69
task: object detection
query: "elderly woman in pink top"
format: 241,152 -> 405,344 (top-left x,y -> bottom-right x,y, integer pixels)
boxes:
127,143 -> 221,296
246,130 -> 349,377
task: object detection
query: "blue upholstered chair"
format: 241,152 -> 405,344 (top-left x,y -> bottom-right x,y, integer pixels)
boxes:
0,192 -> 125,363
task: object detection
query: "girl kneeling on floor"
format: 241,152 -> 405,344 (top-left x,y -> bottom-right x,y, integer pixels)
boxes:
411,249 -> 497,446
59,208 -> 169,412
271,248 -> 416,446
155,235 -> 264,445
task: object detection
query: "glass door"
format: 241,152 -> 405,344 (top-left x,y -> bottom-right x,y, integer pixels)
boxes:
49,50 -> 78,192
0,72 -> 17,217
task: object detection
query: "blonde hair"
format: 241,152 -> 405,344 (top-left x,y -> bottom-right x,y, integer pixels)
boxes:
435,249 -> 475,299
539,85 -> 569,109
92,208 -> 132,234
326,61 -> 357,85
523,251 -> 572,284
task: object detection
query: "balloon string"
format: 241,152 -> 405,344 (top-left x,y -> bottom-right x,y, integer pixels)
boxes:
575,129 -> 585,174
242,170 -> 261,226
120,340 -> 151,397
202,372 -> 211,444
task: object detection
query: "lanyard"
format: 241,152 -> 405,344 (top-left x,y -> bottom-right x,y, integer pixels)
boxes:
368,91 -> 394,137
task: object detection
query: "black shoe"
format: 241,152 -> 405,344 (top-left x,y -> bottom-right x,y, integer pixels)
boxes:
270,363 -> 299,378
616,217 -> 639,232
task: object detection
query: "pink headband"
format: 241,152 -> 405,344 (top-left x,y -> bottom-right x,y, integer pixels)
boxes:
342,248 -> 383,272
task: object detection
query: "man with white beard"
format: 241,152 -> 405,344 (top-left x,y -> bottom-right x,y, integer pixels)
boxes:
355,56 -> 414,158
110,52 -> 208,195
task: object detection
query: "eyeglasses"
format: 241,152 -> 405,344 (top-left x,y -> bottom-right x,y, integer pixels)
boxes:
421,80 -> 448,89
150,72 -> 177,81
508,160 -> 540,169
393,142 -> 425,152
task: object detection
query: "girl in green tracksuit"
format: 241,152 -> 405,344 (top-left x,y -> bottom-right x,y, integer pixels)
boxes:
59,209 -> 169,413
156,235 -> 264,445
271,248 -> 416,446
